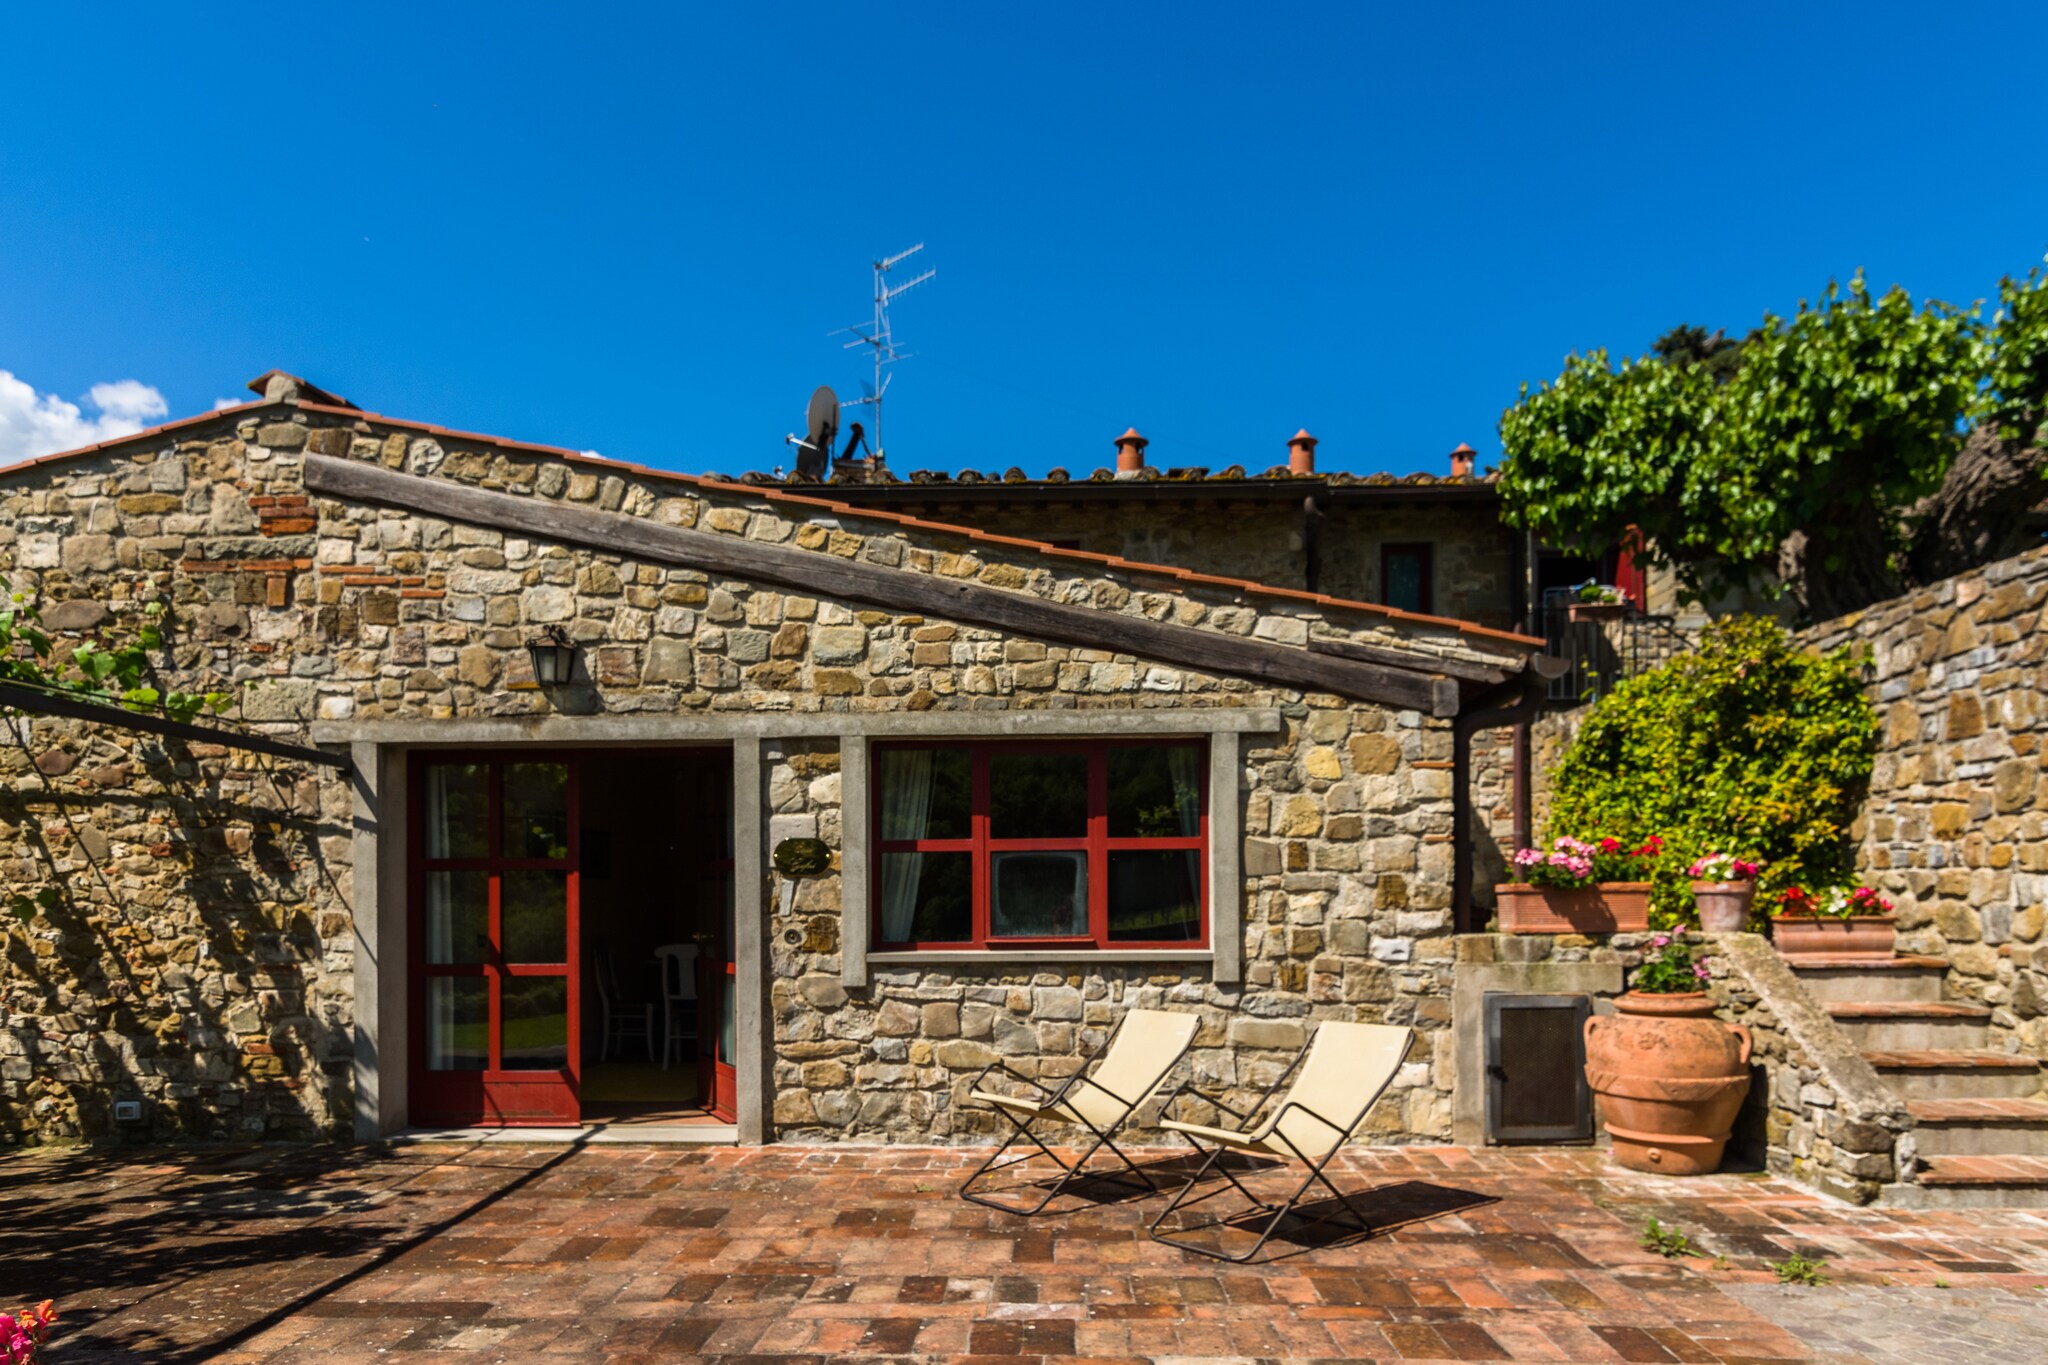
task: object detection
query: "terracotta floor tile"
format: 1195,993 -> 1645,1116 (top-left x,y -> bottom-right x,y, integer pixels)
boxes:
11,1142 -> 2048,1362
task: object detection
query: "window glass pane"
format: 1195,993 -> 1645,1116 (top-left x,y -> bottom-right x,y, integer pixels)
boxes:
1384,550 -> 1429,614
991,851 -> 1089,937
503,869 -> 569,963
424,763 -> 488,859
878,748 -> 970,841
877,850 -> 971,943
499,976 -> 568,1070
989,752 -> 1088,838
503,762 -> 570,860
717,971 -> 737,1064
424,871 -> 489,964
1108,850 -> 1202,942
1107,746 -> 1203,838
425,978 -> 488,1071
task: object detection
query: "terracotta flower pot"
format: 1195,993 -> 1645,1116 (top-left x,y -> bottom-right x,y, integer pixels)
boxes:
1568,601 -> 1628,623
1692,880 -> 1755,933
1496,883 -> 1651,934
1584,992 -> 1752,1176
1769,914 -> 1895,957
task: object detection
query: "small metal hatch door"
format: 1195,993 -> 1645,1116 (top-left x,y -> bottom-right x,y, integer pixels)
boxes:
1483,992 -> 1593,1143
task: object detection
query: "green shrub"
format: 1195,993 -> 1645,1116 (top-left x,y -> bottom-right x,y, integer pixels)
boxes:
1546,616 -> 1877,926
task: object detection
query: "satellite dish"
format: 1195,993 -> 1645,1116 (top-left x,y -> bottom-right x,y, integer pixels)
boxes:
796,386 -> 838,479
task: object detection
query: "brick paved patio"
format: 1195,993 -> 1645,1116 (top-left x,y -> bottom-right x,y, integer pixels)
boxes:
4,1142 -> 2046,1363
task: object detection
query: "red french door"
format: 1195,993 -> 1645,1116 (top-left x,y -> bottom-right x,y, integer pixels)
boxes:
693,756 -> 737,1122
409,753 -> 580,1127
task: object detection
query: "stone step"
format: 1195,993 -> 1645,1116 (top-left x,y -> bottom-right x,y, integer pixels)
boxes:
1787,953 -> 1950,1003
1827,1000 -> 1992,1051
1887,1155 -> 2048,1206
1864,1049 -> 2044,1100
1908,1098 -> 2048,1156
1881,1171 -> 2048,1208
1918,1154 -> 2048,1184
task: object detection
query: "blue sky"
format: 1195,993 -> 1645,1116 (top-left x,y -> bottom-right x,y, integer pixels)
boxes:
2,3 -> 2043,478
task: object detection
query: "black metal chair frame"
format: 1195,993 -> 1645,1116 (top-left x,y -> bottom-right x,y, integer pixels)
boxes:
1148,1029 -> 1412,1263
959,1013 -> 1194,1216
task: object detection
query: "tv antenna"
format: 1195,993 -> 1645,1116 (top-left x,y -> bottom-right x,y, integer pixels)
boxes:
832,243 -> 934,460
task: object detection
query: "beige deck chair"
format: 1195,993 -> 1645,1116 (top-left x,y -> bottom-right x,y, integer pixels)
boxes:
1150,1020 -> 1413,1261
960,1008 -> 1201,1215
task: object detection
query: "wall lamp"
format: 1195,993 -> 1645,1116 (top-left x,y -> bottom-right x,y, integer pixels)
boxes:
524,625 -> 579,688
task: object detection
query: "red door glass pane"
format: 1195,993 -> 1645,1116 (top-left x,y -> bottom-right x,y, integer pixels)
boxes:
411,754 -> 579,1127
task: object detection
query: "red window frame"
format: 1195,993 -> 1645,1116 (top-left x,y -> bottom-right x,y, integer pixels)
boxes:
872,737 -> 1209,951
1381,542 -> 1435,615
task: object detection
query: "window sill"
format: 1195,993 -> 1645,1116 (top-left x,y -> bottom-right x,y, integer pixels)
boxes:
866,949 -> 1214,967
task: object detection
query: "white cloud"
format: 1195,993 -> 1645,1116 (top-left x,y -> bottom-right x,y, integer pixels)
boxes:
0,369 -> 173,463
213,397 -> 245,411
86,379 -> 170,425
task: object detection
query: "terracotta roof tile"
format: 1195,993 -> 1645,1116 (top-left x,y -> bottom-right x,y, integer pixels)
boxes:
0,401 -> 269,478
1,390 -> 1539,653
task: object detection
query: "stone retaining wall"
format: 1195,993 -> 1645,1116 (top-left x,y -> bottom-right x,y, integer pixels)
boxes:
1801,544 -> 2048,1060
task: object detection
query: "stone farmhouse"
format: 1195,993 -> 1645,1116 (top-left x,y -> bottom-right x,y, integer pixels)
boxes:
1,372 -> 1565,1148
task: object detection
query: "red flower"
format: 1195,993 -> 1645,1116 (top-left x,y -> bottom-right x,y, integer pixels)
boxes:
1598,837 -> 1622,854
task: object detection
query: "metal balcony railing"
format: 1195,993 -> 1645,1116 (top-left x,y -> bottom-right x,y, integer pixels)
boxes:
1536,592 -> 1694,705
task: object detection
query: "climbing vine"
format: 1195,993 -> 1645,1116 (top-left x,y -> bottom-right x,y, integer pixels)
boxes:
0,591 -> 228,724
2,589 -> 230,924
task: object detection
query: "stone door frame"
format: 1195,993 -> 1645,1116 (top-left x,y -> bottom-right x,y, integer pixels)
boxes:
344,729 -> 768,1142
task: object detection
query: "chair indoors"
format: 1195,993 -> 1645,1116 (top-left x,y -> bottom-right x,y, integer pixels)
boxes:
653,943 -> 700,1069
959,1008 -> 1201,1216
592,945 -> 656,1063
1149,1020 -> 1413,1263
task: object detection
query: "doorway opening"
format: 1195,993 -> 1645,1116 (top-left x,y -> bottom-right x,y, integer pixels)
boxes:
578,748 -> 736,1126
406,745 -> 737,1129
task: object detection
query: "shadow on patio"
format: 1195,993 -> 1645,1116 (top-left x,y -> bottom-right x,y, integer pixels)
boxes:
5,1142 -> 2044,1363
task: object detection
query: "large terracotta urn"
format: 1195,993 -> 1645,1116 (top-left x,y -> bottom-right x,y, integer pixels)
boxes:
1584,993 -> 1751,1175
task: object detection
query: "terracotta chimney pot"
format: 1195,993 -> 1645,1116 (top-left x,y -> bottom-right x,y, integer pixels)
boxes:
1114,427 -> 1149,474
1449,442 -> 1476,479
1288,429 -> 1318,475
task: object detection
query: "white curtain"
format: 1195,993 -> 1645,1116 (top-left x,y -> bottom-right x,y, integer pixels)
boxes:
1168,746 -> 1201,837
1169,746 -> 1203,929
879,750 -> 935,942
426,765 -> 456,858
426,873 -> 453,962
428,979 -> 456,1070
425,767 -> 458,964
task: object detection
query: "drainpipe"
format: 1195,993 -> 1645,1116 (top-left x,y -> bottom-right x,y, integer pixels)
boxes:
1521,528 -> 1541,636
1302,491 -> 1328,593
1452,672 -> 1546,933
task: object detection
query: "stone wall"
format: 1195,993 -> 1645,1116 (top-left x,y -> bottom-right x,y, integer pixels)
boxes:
0,404 -> 1507,1145
1705,935 -> 1912,1204
881,497 -> 1520,632
1801,544 -> 2048,1059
